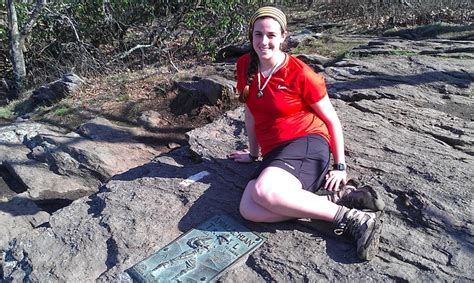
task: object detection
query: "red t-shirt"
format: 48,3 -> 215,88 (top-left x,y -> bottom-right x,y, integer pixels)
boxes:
236,53 -> 330,156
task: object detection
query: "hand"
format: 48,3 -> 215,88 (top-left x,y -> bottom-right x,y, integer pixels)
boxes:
324,170 -> 347,192
228,150 -> 256,163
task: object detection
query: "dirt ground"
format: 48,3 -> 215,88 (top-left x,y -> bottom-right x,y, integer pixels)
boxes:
33,62 -> 240,153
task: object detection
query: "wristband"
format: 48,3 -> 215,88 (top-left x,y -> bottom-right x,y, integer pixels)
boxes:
249,153 -> 259,161
332,163 -> 346,171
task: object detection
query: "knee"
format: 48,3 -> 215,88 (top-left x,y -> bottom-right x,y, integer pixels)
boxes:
252,179 -> 278,207
239,180 -> 267,223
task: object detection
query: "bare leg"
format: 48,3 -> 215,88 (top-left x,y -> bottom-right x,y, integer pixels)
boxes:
240,179 -> 293,223
240,167 -> 340,223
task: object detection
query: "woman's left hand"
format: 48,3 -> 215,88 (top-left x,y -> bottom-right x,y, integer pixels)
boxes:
228,150 -> 256,163
324,170 -> 347,192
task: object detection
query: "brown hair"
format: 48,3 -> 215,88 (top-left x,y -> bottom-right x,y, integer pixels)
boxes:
239,13 -> 288,103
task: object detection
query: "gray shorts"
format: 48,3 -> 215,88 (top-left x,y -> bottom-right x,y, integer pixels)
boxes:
251,134 -> 330,192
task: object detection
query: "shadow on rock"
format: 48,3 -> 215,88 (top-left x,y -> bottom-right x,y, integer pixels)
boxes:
108,147 -> 368,264
0,197 -> 43,216
329,70 -> 473,96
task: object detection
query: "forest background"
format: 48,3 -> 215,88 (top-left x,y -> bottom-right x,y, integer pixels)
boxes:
0,0 -> 472,126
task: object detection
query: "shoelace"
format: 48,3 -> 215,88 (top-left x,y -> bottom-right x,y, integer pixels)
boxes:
334,210 -> 371,237
345,213 -> 363,239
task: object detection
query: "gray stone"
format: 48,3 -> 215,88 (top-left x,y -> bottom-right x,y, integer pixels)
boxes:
4,160 -> 98,201
31,73 -> 84,105
171,76 -> 236,115
1,152 -> 244,281
325,55 -> 473,105
0,197 -> 49,249
287,29 -> 320,48
43,118 -> 160,181
0,118 -> 160,266
215,44 -> 251,63
77,117 -> 135,142
137,110 -> 163,129
1,36 -> 473,282
296,53 -> 332,66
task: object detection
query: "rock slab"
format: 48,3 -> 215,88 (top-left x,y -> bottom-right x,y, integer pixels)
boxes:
1,36 -> 473,281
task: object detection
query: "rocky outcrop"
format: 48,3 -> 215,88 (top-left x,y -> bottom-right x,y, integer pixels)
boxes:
1,36 -> 473,281
0,118 -> 160,258
0,197 -> 49,248
31,73 -> 85,105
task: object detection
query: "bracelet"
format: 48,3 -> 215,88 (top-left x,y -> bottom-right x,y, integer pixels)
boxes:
249,153 -> 259,161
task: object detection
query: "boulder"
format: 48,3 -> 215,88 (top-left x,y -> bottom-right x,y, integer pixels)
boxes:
137,110 -> 163,129
296,53 -> 332,66
31,73 -> 84,105
215,44 -> 251,63
77,117 -> 136,142
287,29 -> 320,48
171,76 -> 236,116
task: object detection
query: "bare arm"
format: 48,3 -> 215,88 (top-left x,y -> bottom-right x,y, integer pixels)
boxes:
310,96 -> 347,191
228,105 -> 260,163
245,105 -> 260,157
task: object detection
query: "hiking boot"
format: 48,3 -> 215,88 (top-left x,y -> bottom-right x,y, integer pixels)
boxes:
334,208 -> 383,260
328,180 -> 385,211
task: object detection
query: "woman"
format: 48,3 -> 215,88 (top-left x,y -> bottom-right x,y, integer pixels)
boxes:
228,6 -> 384,261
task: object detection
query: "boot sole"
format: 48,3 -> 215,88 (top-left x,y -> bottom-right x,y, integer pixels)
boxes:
358,211 -> 384,260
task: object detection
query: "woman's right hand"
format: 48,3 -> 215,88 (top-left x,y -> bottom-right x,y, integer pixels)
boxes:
324,170 -> 347,192
228,150 -> 256,163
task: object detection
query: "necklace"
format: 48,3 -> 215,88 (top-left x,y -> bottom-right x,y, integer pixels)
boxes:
257,54 -> 285,98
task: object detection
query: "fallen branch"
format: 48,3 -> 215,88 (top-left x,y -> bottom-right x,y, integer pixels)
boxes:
62,14 -> 82,43
169,57 -> 179,72
117,43 -> 156,60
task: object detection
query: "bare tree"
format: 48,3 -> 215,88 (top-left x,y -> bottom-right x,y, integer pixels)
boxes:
6,0 -> 46,97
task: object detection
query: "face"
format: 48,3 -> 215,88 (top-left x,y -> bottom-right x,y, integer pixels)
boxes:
252,17 -> 287,63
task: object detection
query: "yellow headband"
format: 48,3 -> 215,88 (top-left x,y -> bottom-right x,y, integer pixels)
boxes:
249,6 -> 287,32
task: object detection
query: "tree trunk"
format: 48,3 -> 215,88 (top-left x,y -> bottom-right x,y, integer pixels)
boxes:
6,0 -> 27,97
6,0 -> 46,98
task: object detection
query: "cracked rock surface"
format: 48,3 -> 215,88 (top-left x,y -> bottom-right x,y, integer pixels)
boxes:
1,36 -> 473,281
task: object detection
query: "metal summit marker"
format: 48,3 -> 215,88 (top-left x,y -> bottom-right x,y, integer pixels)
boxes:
121,214 -> 265,282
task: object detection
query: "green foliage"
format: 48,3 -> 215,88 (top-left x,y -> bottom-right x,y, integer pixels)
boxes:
52,103 -> 74,117
0,105 -> 14,120
124,101 -> 142,120
2,0 -> 472,92
180,3 -> 253,59
0,97 -> 35,119
116,93 -> 130,102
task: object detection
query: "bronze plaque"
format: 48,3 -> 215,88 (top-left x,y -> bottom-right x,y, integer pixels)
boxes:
123,214 -> 265,282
